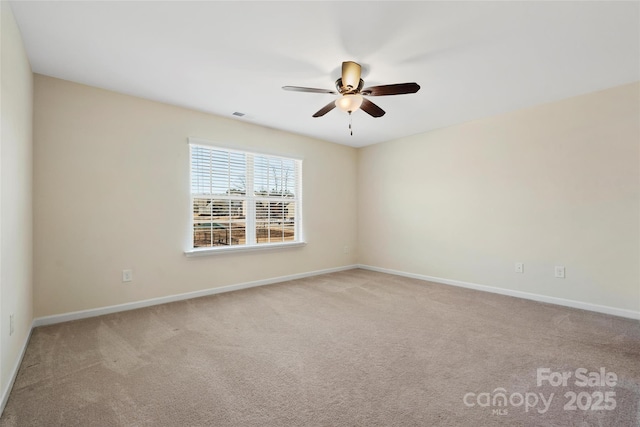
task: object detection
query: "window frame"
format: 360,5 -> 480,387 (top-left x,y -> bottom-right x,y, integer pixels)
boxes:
185,138 -> 305,256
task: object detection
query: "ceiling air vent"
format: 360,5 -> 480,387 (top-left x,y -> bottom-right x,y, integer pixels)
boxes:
232,112 -> 245,117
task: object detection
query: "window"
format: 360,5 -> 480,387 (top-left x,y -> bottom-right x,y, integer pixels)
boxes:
189,141 -> 302,253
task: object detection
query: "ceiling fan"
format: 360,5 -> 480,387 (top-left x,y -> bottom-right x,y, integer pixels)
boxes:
283,61 -> 420,134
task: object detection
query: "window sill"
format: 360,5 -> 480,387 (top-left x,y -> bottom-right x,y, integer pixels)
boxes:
184,241 -> 307,257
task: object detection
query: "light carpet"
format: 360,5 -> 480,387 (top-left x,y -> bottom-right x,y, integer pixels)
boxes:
1,269 -> 639,426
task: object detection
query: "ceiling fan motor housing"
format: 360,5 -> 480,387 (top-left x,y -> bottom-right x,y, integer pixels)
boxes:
336,78 -> 364,94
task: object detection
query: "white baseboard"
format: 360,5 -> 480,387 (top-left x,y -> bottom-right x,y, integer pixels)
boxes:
358,264 -> 640,320
6,262 -> 637,420
33,263 -> 639,326
1,320 -> 34,416
33,264 -> 358,327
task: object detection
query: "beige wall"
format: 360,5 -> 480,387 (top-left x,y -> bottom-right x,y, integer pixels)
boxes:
0,0 -> 34,394
31,72 -> 640,317
33,75 -> 358,317
358,82 -> 640,312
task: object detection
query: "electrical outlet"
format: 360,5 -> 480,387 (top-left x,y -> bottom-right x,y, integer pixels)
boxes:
554,266 -> 565,278
9,314 -> 14,336
343,246 -> 349,254
515,262 -> 524,273
122,269 -> 133,282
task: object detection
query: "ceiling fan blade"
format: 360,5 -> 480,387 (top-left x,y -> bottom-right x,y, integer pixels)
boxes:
361,82 -> 420,96
341,61 -> 362,90
283,86 -> 338,94
312,101 -> 337,117
360,98 -> 385,118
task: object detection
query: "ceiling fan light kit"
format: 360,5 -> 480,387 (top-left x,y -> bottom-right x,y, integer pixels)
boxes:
283,61 -> 420,135
335,94 -> 363,113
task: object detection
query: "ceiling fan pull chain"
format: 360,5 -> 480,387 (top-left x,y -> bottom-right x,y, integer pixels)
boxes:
349,111 -> 353,136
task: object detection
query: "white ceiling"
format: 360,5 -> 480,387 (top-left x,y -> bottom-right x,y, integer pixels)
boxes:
9,1 -> 640,148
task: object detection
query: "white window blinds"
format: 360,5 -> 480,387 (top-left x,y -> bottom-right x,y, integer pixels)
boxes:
190,143 -> 302,251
